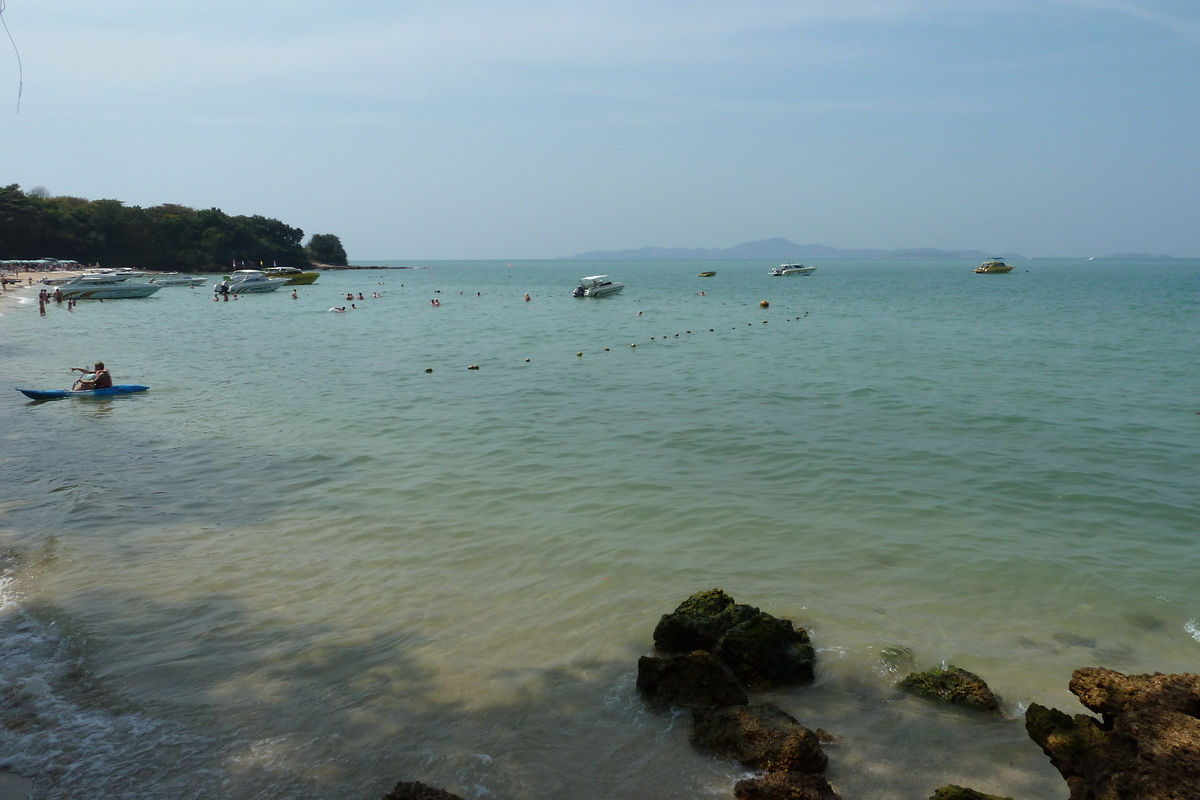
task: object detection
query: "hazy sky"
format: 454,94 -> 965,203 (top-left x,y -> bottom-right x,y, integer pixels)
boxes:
3,1 -> 1198,258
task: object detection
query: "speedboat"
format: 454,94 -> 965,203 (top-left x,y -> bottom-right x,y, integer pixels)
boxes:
572,275 -> 625,297
769,264 -> 817,276
263,266 -> 320,285
975,258 -> 1014,274
215,270 -> 289,294
699,271 -> 717,277
54,275 -> 163,299
148,273 -> 206,286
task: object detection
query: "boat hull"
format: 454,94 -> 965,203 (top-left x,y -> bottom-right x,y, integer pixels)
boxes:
56,284 -> 163,299
974,266 -> 1014,273
17,385 -> 150,400
582,283 -> 624,296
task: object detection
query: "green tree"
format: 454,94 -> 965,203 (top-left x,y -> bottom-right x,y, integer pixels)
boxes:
306,233 -> 348,265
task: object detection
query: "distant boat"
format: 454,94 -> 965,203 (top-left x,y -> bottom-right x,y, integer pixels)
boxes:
769,264 -> 816,276
698,271 -> 717,277
264,266 -> 320,285
975,258 -> 1014,274
572,275 -> 625,297
149,273 -> 206,286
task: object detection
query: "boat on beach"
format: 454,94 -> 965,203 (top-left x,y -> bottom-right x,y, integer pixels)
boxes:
975,258 -> 1014,274
769,264 -> 817,276
572,275 -> 625,297
214,270 -> 289,294
263,266 -> 320,285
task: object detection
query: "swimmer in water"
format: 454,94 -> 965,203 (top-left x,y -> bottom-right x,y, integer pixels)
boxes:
291,289 -> 298,299
330,307 -> 346,312
524,293 -> 531,302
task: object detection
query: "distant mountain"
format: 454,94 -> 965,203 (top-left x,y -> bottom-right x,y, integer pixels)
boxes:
563,238 -> 1024,261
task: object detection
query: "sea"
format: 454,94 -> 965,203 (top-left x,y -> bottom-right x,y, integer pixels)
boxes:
0,258 -> 1197,800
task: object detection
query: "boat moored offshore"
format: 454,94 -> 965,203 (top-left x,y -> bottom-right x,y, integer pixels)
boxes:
215,270 -> 289,294
975,258 -> 1014,274
572,275 -> 625,297
769,264 -> 817,276
263,266 -> 320,285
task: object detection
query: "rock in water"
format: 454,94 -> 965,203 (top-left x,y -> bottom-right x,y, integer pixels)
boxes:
691,703 -> 829,775
1025,667 -> 1200,800
382,782 -> 465,800
719,612 -> 815,687
929,787 -> 1014,800
897,666 -> 1002,714
653,589 -> 756,652
734,772 -> 842,800
636,651 -> 749,710
653,589 -> 816,689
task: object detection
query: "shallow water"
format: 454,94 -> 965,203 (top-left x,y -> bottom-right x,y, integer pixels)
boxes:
1,259 -> 1198,799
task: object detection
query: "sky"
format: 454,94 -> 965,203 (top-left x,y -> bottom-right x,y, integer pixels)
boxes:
1,0 -> 1198,259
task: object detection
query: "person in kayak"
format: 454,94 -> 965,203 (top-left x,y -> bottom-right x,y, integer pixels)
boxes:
71,362 -> 113,390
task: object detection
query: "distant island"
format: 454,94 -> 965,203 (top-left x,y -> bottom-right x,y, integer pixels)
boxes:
0,184 -> 347,270
564,238 -> 1024,261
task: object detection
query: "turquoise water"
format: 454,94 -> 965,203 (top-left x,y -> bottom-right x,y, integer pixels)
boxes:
0,259 -> 1198,799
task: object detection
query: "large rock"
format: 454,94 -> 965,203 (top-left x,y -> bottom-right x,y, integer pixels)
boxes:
928,787 -> 1014,800
1025,667 -> 1200,800
719,612 -> 815,687
734,772 -> 842,800
653,589 -> 758,653
381,782 -> 465,800
692,703 -> 828,774
897,666 -> 1002,714
637,650 -> 749,710
653,589 -> 816,689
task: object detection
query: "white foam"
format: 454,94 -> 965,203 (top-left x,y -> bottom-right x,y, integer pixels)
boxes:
1185,618 -> 1200,644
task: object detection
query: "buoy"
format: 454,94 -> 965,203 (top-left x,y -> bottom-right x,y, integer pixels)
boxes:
577,352 -> 583,357
424,368 -> 433,373
631,343 -> 636,348
525,358 -> 530,362
760,300 -> 769,308
604,347 -> 610,351
763,320 -> 768,324
468,365 -> 480,370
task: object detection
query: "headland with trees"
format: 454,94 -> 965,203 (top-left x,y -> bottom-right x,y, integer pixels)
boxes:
0,184 -> 347,270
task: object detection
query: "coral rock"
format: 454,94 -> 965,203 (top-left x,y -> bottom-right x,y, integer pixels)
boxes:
1026,668 -> 1200,800
897,666 -> 1002,714
636,650 -> 749,710
692,703 -> 828,774
381,781 -> 465,800
734,772 -> 842,800
928,786 -> 1014,800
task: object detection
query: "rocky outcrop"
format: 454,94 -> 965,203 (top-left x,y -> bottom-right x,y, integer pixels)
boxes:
381,782 -> 465,800
734,772 -> 842,800
640,591 -> 835,800
928,787 -> 1013,800
692,704 -> 829,774
652,589 -> 815,689
636,650 -> 749,710
897,666 -> 1002,714
1025,667 -> 1200,800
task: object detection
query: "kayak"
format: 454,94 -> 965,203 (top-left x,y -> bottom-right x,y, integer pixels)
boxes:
17,385 -> 150,400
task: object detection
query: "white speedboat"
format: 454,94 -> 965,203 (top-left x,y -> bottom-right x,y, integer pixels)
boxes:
54,275 -> 163,299
149,273 -> 206,286
572,275 -> 625,297
215,270 -> 289,294
769,264 -> 817,276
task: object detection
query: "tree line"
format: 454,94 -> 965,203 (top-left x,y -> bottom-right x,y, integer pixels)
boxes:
0,184 -> 348,270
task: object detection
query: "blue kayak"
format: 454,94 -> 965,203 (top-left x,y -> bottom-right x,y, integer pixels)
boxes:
17,385 -> 149,400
